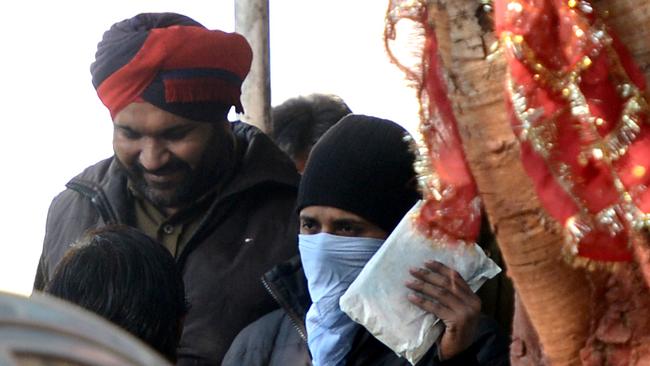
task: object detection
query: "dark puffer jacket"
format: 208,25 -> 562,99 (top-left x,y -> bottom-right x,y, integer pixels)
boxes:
222,256 -> 511,366
34,122 -> 300,366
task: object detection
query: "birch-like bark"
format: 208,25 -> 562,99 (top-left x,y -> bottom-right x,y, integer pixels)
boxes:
426,1 -> 592,364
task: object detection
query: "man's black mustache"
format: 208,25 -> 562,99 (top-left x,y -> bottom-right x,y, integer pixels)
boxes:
133,158 -> 191,176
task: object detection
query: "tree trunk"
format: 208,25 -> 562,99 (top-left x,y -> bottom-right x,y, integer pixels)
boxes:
510,295 -> 548,365
427,1 -> 593,364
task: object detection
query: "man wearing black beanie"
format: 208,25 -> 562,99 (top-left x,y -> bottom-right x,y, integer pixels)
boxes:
223,115 -> 509,366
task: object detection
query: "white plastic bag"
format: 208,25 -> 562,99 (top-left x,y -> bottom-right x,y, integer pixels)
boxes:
339,201 -> 501,365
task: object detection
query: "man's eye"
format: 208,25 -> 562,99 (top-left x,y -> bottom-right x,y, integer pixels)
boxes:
163,130 -> 189,141
337,224 -> 360,236
121,129 -> 141,140
300,220 -> 319,234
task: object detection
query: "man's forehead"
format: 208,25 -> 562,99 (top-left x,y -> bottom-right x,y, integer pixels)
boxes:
113,102 -> 198,128
300,206 -> 366,223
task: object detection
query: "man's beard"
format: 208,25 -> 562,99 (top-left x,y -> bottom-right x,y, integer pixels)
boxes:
118,134 -> 235,210
127,157 -> 199,208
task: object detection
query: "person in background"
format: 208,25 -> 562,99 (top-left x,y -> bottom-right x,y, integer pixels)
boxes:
223,114 -> 509,365
44,225 -> 187,362
271,93 -> 351,173
34,12 -> 299,365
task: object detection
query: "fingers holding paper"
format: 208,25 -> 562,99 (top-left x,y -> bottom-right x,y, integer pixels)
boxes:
405,260 -> 481,361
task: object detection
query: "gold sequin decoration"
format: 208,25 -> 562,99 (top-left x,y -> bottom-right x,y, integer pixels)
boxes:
632,165 -> 646,179
501,5 -> 650,267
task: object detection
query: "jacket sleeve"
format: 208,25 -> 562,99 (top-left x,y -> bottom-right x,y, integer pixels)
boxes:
221,328 -> 268,366
33,189 -> 101,291
222,310 -> 282,366
470,315 -> 511,366
222,309 -> 312,366
33,256 -> 49,291
33,194 -> 62,291
423,316 -> 510,366
435,349 -> 480,366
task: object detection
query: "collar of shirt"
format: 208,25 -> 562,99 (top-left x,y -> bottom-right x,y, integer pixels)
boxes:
129,182 -> 216,257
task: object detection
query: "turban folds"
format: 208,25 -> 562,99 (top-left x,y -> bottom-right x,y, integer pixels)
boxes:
90,13 -> 252,122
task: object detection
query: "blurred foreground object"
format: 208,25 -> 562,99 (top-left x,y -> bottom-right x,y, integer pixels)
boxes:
0,291 -> 171,366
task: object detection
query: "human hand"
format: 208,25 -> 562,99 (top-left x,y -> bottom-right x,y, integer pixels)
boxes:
405,260 -> 481,360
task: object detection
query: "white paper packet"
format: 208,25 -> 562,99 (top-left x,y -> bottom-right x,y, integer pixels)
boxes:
339,201 -> 501,365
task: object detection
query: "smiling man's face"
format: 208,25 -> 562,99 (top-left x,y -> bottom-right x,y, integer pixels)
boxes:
112,101 -> 232,211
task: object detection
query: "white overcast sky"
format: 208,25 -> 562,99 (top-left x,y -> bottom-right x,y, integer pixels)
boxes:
0,1 -> 420,295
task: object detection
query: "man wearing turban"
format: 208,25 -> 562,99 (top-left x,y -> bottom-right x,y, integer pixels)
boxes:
33,12 -> 300,365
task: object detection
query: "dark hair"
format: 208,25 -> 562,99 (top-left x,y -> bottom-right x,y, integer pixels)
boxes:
44,225 -> 188,362
271,93 -> 352,162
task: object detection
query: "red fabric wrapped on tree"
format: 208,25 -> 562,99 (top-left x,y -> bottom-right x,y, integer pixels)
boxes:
495,0 -> 650,266
385,1 -> 482,243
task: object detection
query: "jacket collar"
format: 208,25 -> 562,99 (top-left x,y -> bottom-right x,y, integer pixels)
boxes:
261,255 -> 311,341
220,121 -> 299,197
65,157 -> 132,225
259,256 -> 417,358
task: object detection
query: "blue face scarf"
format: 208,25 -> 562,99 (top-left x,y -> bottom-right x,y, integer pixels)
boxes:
298,233 -> 384,366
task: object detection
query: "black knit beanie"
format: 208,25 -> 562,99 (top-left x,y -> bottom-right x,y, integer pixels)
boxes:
297,114 -> 420,233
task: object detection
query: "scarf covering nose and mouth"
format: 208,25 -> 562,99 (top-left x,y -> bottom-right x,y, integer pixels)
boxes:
90,12 -> 252,122
299,233 -> 385,366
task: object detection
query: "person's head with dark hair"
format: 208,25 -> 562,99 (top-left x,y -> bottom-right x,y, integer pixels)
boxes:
44,225 -> 187,362
271,93 -> 351,173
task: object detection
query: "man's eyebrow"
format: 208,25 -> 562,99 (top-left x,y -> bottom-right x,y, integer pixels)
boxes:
161,124 -> 195,134
113,122 -> 195,135
331,218 -> 365,226
114,124 -> 138,132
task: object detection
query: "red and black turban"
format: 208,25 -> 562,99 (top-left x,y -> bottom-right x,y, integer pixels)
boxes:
90,12 -> 252,122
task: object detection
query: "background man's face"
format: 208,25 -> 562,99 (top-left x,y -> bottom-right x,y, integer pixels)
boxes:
112,102 -> 231,209
299,206 -> 388,239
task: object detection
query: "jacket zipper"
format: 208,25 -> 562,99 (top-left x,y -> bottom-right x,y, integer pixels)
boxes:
261,276 -> 308,342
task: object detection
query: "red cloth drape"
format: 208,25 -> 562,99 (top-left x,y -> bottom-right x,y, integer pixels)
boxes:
385,0 -> 482,243
495,0 -> 650,265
